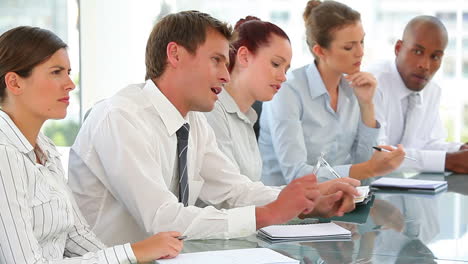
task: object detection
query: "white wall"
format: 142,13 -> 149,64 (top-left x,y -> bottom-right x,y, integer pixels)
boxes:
79,0 -> 162,113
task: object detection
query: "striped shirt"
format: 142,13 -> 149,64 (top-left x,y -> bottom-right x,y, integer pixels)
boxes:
0,110 -> 137,264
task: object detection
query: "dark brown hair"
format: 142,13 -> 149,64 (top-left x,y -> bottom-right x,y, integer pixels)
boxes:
229,16 -> 290,73
0,26 -> 67,103
145,10 -> 232,80
303,0 -> 360,57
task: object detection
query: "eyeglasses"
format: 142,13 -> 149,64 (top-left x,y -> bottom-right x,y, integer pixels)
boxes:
312,152 -> 342,179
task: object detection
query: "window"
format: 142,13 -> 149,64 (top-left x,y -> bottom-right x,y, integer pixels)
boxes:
79,0 -> 468,144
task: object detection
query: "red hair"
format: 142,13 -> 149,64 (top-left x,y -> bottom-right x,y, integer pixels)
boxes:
229,16 -> 290,72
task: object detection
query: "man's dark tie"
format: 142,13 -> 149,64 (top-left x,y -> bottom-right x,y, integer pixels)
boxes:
176,123 -> 190,206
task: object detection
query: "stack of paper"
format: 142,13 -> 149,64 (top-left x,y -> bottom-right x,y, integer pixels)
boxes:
156,248 -> 298,264
355,186 -> 370,203
370,177 -> 447,193
257,222 -> 351,243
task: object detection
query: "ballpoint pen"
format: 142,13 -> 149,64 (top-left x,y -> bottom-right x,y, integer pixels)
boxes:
372,146 -> 417,161
176,235 -> 187,240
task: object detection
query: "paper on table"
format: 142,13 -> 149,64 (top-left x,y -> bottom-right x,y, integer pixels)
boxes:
156,248 -> 298,264
370,177 -> 447,190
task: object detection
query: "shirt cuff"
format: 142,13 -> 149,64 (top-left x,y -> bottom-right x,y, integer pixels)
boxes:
98,244 -> 137,264
123,243 -> 138,263
421,150 -> 446,172
448,142 -> 464,152
228,206 -> 256,238
291,165 -> 314,183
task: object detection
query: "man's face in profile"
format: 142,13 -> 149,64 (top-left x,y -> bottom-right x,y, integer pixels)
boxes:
178,29 -> 230,112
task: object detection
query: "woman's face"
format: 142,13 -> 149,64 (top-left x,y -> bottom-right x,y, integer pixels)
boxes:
16,48 -> 75,121
244,34 -> 292,102
319,21 -> 365,75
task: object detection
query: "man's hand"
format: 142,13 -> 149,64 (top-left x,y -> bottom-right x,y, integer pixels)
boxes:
303,178 -> 360,218
317,178 -> 360,194
459,143 -> 468,151
256,174 -> 320,229
446,150 -> 468,173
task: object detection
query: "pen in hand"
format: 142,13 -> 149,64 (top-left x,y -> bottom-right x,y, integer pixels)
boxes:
176,235 -> 187,240
372,146 -> 417,161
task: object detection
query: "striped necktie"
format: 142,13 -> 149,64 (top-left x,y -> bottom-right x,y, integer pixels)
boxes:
400,92 -> 422,146
176,123 -> 190,206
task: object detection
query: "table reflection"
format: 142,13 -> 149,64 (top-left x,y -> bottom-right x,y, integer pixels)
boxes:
180,173 -> 468,263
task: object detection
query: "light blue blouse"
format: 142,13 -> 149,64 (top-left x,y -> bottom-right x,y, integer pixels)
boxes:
259,62 -> 379,185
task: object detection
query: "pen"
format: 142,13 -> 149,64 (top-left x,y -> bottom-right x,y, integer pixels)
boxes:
176,235 -> 187,240
372,146 -> 417,161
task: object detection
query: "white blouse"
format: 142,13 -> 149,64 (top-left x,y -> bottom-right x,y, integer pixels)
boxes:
204,89 -> 263,181
0,110 -> 136,264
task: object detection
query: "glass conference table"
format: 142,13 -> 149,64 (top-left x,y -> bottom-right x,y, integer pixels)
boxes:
178,172 -> 468,264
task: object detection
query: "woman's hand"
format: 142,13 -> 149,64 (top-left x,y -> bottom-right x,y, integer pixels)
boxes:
367,145 -> 405,177
131,231 -> 183,262
345,71 -> 377,105
345,72 -> 378,128
350,145 -> 405,180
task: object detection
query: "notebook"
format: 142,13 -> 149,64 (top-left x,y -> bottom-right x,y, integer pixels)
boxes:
257,222 -> 351,243
156,248 -> 299,264
370,177 -> 447,194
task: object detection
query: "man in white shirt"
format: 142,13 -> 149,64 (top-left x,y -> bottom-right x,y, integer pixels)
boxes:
370,15 -> 468,173
68,11 -> 360,246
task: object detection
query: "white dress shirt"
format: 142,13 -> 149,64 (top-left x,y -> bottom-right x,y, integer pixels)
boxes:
68,80 -> 280,245
259,63 -> 380,185
0,110 -> 136,264
204,89 -> 262,181
370,60 -> 462,172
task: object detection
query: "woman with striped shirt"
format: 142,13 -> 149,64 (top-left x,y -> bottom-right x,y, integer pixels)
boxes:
0,26 -> 183,263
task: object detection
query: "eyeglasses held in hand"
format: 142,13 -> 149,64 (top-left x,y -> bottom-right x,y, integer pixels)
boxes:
312,152 -> 342,179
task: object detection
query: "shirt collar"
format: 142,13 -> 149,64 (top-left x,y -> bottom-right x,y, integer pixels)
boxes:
390,60 -> 423,101
218,89 -> 258,124
37,133 -> 61,158
142,79 -> 187,136
0,110 -> 60,158
306,61 -> 354,99
0,110 -> 33,153
306,62 -> 328,99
